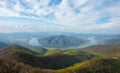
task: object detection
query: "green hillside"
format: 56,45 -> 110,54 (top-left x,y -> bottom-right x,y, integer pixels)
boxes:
56,58 -> 120,73
81,44 -> 120,58
0,45 -> 96,70
29,47 -> 48,56
0,45 -> 120,73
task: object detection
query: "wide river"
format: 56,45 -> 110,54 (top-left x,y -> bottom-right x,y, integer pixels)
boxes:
28,37 -> 98,49
65,37 -> 97,49
28,38 -> 40,46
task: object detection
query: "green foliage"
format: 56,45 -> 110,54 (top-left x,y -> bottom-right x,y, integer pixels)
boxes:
0,45 -> 120,73
56,58 -> 120,73
63,49 -> 80,55
0,45 -> 96,70
82,44 -> 120,58
44,49 -> 63,56
29,47 -> 48,56
0,58 -> 54,73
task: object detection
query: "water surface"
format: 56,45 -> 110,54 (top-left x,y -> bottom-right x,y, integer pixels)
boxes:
28,38 -> 40,46
64,37 -> 98,49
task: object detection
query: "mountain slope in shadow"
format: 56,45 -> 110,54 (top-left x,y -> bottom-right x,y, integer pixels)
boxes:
39,35 -> 86,48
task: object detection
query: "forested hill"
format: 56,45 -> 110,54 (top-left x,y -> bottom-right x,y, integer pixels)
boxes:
39,35 -> 86,48
0,45 -> 120,73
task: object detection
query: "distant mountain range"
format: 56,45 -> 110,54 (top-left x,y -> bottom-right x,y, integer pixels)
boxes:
0,32 -> 120,49
96,36 -> 120,45
39,35 -> 87,48
104,38 -> 120,45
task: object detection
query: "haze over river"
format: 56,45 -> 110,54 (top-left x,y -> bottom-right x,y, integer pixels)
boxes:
28,38 -> 40,46
28,37 -> 98,49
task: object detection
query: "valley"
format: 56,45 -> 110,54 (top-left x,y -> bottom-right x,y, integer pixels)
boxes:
0,33 -> 120,73
0,0 -> 119,73
0,44 -> 120,73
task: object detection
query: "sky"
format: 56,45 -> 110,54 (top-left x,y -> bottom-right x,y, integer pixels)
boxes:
0,0 -> 120,33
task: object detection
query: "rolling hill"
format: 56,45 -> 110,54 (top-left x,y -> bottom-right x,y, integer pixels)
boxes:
56,58 -> 120,73
96,36 -> 120,45
39,35 -> 87,48
0,45 -> 96,70
0,45 -> 120,73
81,44 -> 120,58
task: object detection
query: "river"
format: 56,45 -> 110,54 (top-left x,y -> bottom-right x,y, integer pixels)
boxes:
28,38 -> 40,46
64,37 -> 98,49
28,37 -> 98,49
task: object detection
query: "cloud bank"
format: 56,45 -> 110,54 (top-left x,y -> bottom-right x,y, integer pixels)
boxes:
0,0 -> 120,33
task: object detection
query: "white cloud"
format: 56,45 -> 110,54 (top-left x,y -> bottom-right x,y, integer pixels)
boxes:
83,16 -> 120,32
0,8 -> 20,16
68,0 -> 89,8
13,1 -> 25,12
0,0 -> 119,33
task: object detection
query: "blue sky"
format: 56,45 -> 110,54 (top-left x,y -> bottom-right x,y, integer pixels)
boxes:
0,0 -> 120,33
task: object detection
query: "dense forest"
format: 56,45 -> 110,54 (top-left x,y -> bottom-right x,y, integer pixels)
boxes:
0,0 -> 119,72
0,45 -> 120,73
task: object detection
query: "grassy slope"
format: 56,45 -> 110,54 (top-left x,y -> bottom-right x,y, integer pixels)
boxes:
29,47 -> 48,56
56,58 -> 120,73
81,44 -> 120,58
0,45 -> 120,73
0,45 -> 96,70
